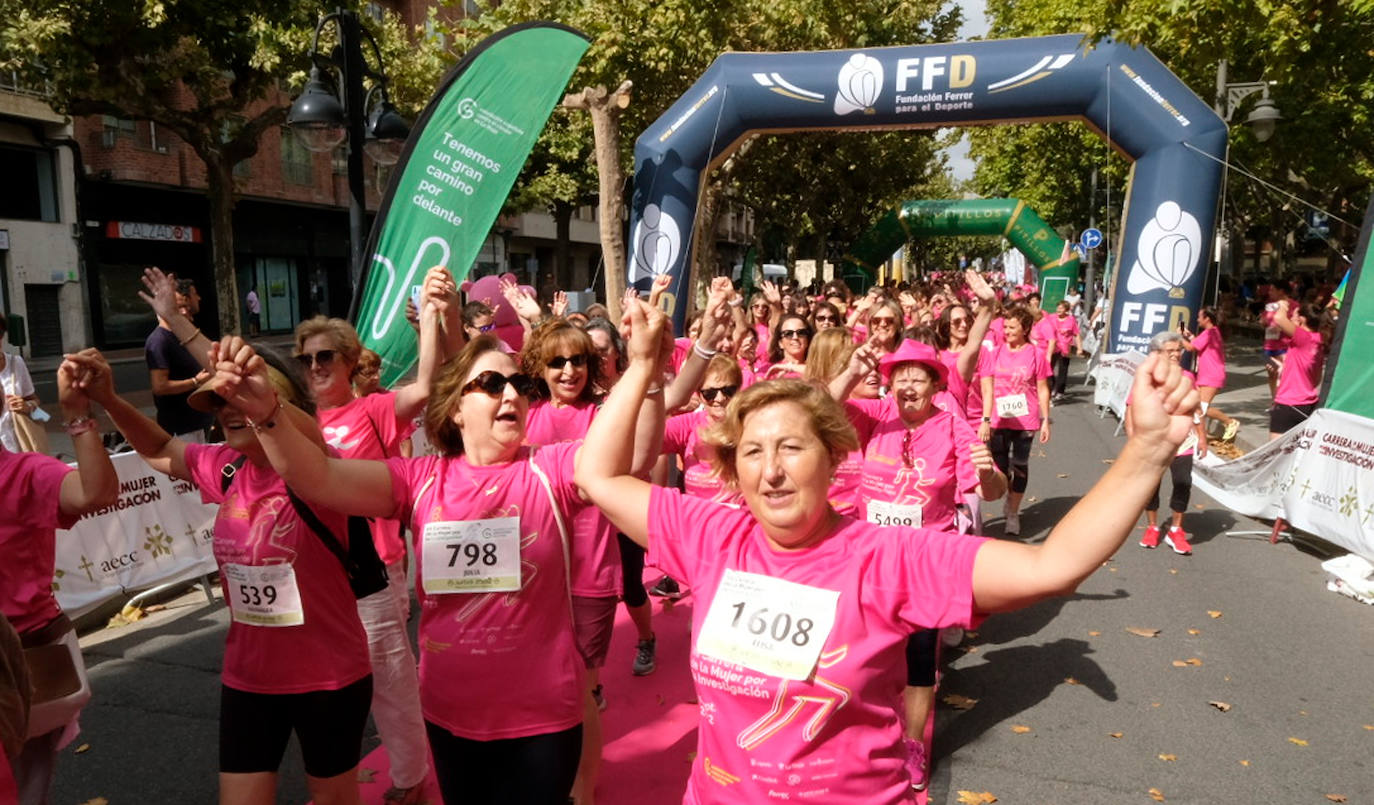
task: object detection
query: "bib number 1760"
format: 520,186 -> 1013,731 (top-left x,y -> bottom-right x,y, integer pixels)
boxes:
728,603 -> 814,646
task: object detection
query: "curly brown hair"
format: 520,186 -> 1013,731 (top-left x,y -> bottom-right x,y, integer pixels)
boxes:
294,315 -> 363,368
518,317 -> 605,404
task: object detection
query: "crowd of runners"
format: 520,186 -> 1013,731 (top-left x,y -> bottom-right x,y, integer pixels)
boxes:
4,265 -> 1228,804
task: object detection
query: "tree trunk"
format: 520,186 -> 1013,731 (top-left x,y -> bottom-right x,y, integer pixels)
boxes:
552,200 -> 574,295
690,182 -> 725,312
205,159 -> 240,337
564,81 -> 632,322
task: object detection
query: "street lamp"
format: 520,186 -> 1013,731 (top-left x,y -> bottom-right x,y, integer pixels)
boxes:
1214,59 -> 1283,141
287,7 -> 410,321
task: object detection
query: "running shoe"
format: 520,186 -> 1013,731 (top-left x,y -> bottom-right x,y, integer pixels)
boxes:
1139,524 -> 1161,549
940,626 -> 965,647
648,576 -> 686,600
903,737 -> 928,792
1164,527 -> 1193,556
633,636 -> 657,676
592,684 -> 607,711
1222,420 -> 1240,441
1004,511 -> 1020,536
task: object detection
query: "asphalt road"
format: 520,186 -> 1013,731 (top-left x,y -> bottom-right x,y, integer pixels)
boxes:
52,383 -> 1373,804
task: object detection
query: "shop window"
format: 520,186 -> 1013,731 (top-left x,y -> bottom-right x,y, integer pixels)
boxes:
0,146 -> 59,222
281,128 -> 314,186
96,263 -> 159,347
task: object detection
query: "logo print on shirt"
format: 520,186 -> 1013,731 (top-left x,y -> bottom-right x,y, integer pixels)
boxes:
892,457 -> 936,508
736,646 -> 851,751
323,424 -> 362,451
228,492 -> 298,565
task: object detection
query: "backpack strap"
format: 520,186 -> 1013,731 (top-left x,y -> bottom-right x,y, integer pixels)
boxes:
220,456 -> 248,495
284,493 -> 352,570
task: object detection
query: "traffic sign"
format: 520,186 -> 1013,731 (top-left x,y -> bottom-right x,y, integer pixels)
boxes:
1070,243 -> 1087,260
1080,228 -> 1103,250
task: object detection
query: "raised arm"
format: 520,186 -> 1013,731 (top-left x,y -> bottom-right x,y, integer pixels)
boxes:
958,270 -> 997,381
665,277 -> 731,411
209,337 -> 398,519
54,352 -> 118,517
575,299 -> 665,549
970,354 -> 1197,612
69,348 -> 192,481
393,266 -> 459,422
1271,302 -> 1298,337
139,267 -> 213,371
828,342 -> 880,402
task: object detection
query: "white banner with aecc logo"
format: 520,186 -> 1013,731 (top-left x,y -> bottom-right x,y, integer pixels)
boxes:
54,452 -> 219,617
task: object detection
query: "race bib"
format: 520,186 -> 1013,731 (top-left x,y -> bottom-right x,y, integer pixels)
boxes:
422,517 -> 521,593
222,563 -> 304,627
697,570 -> 839,681
867,499 -> 923,528
996,393 -> 1030,418
1264,324 -> 1281,341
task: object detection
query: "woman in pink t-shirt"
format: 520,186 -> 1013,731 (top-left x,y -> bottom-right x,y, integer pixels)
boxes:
1049,300 -> 1083,402
577,310 -> 1202,805
802,327 -> 870,516
979,306 -> 1052,536
80,341 -> 374,804
762,314 -> 812,380
1269,302 -> 1329,440
935,271 -> 1000,534
663,354 -> 746,507
1,353 -> 117,803
1181,307 -> 1241,441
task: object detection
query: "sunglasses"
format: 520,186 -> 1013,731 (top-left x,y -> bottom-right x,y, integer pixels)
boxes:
477,323 -> 496,333
295,349 -> 337,369
460,370 -> 539,398
547,354 -> 588,371
870,317 -> 898,328
814,315 -> 837,323
780,328 -> 810,340
950,317 -> 970,327
700,384 -> 739,403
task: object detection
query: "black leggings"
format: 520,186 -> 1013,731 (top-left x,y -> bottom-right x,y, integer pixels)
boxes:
427,721 -> 582,805
990,429 -> 1035,494
904,628 -> 939,687
1148,453 -> 1194,514
1052,352 -> 1072,395
619,533 -> 648,608
219,675 -> 372,778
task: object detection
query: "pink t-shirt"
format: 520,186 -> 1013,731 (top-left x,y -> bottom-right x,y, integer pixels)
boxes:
1052,314 -> 1080,356
986,317 -> 1005,348
673,337 -> 694,373
318,391 -> 408,565
847,400 -> 980,532
0,449 -> 76,635
827,450 -> 863,516
385,443 -> 588,739
1274,327 -> 1324,406
663,409 -> 741,505
1262,300 -> 1295,350
1191,326 -> 1227,389
753,322 -> 771,363
980,343 -> 1050,430
1030,316 -> 1058,354
737,360 -> 759,389
646,486 -> 987,805
525,401 -> 621,597
184,443 -> 371,694
939,348 -> 970,415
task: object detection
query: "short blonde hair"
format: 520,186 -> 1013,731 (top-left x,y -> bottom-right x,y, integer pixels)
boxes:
703,353 -> 742,387
295,315 -> 363,367
701,379 -> 858,489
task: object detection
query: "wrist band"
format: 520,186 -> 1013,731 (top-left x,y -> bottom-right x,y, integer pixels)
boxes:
179,327 -> 202,346
247,398 -> 282,432
692,342 -> 717,360
64,415 -> 97,437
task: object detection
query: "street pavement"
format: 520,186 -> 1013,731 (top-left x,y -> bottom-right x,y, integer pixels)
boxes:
47,347 -> 1374,804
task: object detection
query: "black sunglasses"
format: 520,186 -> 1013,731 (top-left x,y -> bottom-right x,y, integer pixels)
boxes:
477,323 -> 496,333
700,385 -> 739,403
295,349 -> 337,368
814,315 -> 837,322
461,370 -> 538,398
547,354 -> 588,371
779,328 -> 810,340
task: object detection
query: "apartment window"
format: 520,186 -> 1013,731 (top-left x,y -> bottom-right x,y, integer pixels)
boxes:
100,115 -> 136,148
281,128 -> 314,185
0,146 -> 59,222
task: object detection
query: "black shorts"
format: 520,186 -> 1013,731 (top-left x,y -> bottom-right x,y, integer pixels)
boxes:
1270,403 -> 1316,435
219,675 -> 372,778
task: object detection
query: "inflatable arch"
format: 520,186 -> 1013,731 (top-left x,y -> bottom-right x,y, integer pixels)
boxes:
841,198 -> 1081,310
628,34 -> 1227,352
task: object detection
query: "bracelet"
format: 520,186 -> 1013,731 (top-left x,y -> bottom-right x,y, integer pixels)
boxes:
728,297 -> 744,307
64,415 -> 97,437
645,386 -> 664,396
246,398 -> 282,432
692,342 -> 717,360
179,327 -> 202,346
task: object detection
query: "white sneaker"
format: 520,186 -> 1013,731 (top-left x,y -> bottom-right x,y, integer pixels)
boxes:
1005,511 -> 1021,536
940,627 -> 965,647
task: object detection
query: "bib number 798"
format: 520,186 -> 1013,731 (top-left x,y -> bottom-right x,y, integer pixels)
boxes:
446,542 -> 498,568
728,603 -> 814,646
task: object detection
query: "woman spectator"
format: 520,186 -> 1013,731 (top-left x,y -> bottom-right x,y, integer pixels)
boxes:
979,306 -> 1052,537
763,314 -> 812,380
735,329 -> 761,387
575,307 -> 1200,805
662,354 -> 745,507
1269,302 -> 1329,440
864,298 -> 905,358
2,353 -> 117,803
78,341 -> 373,804
802,328 -> 868,518
1049,300 -> 1082,402
1128,332 -> 1207,556
352,349 -> 384,398
0,315 -> 43,454
810,301 -> 843,332
1181,307 -> 1240,441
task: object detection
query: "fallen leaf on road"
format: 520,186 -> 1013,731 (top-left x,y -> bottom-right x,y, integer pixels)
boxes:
1064,677 -> 1082,685
1299,710 -> 1308,716
1171,658 -> 1203,667
357,767 -> 376,783
1152,702 -> 1161,708
1101,458 -> 1115,464
1158,753 -> 1177,762
1239,759 -> 1250,766
1126,627 -> 1161,638
79,799 -> 107,805
1187,628 -> 1201,635
1288,737 -> 1309,747
963,645 -> 979,653
144,603 -> 168,613
1208,701 -> 1232,712
942,693 -> 979,710
955,791 -> 998,804
1194,504 -> 1205,510
1011,725 -> 1032,734
1224,675 -> 1232,681
1088,630 -> 1101,636
74,743 -> 90,754
1148,787 -> 1165,801
1109,567 -> 1118,572
1364,725 -> 1374,730
1057,473 -> 1069,478
1208,610 -> 1222,619
1325,795 -> 1348,803
966,631 -> 979,639
1109,732 -> 1123,739
1169,568 -> 1178,575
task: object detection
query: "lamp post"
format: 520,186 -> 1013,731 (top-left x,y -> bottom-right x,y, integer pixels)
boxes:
1212,60 -> 1282,293
287,7 -> 410,322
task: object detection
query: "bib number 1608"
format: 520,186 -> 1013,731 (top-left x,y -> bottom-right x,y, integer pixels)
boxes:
728,603 -> 813,646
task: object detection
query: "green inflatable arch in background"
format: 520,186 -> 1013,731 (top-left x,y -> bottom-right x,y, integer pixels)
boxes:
840,199 -> 1081,311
